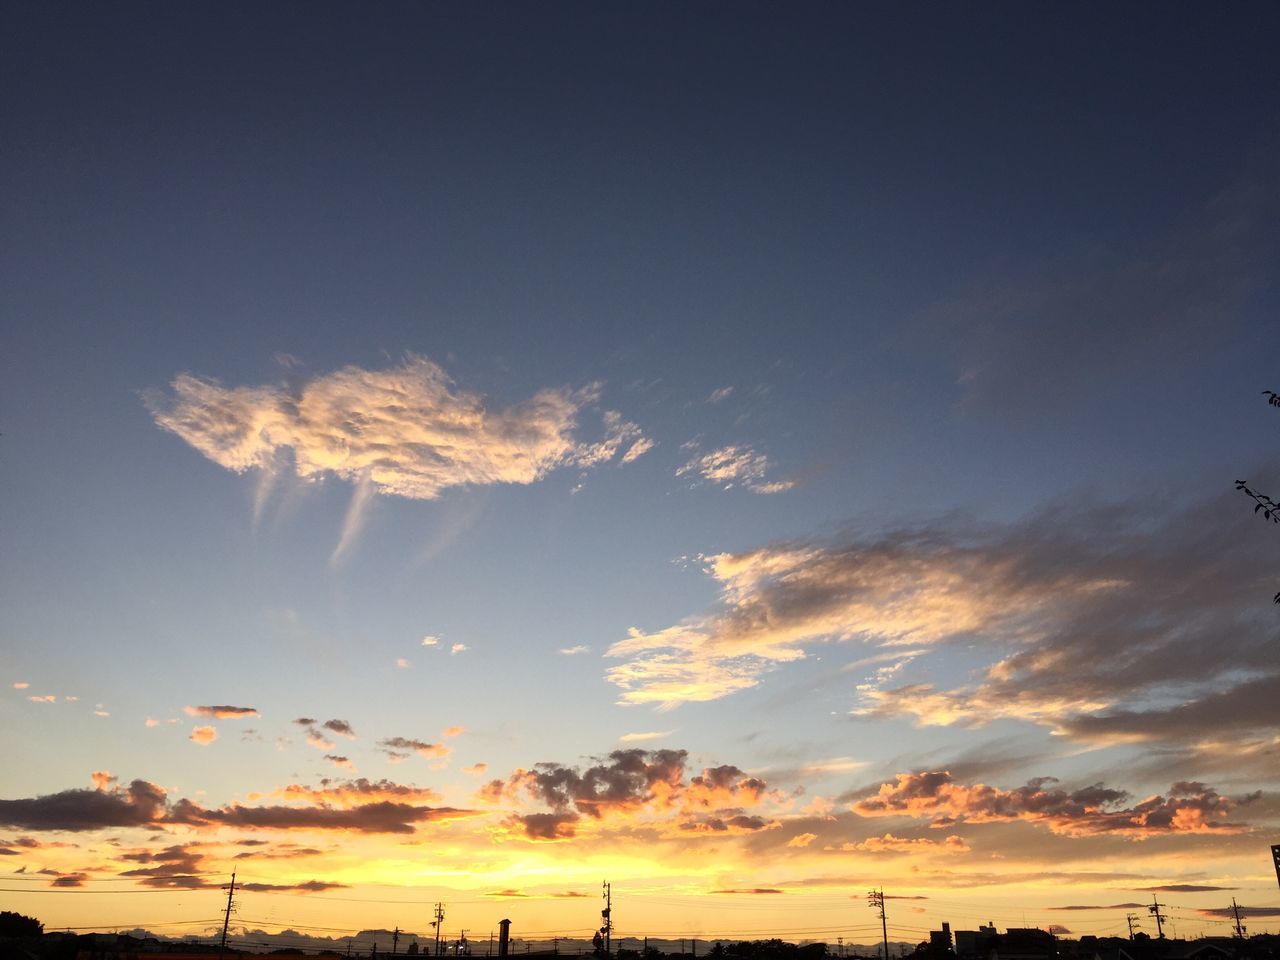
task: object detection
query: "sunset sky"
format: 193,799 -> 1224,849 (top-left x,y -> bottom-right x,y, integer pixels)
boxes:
3,1 -> 1280,949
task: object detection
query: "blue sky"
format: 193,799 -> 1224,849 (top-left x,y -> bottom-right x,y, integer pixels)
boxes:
2,1 -> 1280,943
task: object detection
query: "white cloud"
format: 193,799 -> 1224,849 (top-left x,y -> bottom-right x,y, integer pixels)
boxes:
421,635 -> 440,647
396,658 -> 410,669
618,730 -> 677,743
450,643 -> 468,655
558,645 -> 591,656
677,444 -> 793,494
708,387 -> 735,404
148,355 -> 649,517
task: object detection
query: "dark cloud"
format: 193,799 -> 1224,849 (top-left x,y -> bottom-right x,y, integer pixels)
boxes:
293,718 -> 317,726
49,872 -> 89,887
185,705 -> 258,719
169,799 -> 474,834
1136,884 -> 1237,893
1199,906 -> 1280,919
0,780 -> 167,831
0,777 -> 475,837
487,889 -> 529,898
511,812 -> 580,841
322,719 -> 356,738
378,737 -> 450,759
1047,904 -> 1144,911
517,749 -> 688,818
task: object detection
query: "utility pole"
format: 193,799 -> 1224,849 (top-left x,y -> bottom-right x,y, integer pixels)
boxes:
868,889 -> 888,960
1148,895 -> 1167,939
394,928 -> 401,956
838,937 -> 844,959
1231,900 -> 1247,940
217,871 -> 237,960
602,881 -> 613,959
1126,914 -> 1139,939
489,931 -> 494,957
434,903 -> 446,958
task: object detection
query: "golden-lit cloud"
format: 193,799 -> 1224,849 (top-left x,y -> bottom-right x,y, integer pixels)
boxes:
91,771 -> 116,791
463,763 -> 488,776
489,748 -> 776,841
840,833 -> 971,854
12,682 -> 29,690
147,355 -> 650,503
189,726 -> 218,746
851,771 -> 1243,838
256,778 -> 443,807
677,444 -> 793,494
608,496 -> 1280,744
618,730 -> 676,743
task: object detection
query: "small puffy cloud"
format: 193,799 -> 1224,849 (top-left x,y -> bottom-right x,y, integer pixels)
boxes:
463,763 -> 489,776
677,444 -> 793,495
145,717 -> 160,728
421,635 -> 440,646
322,719 -> 357,739
442,726 -> 465,738
184,705 -> 258,719
396,658 -> 410,669
94,706 -> 110,718
12,682 -> 29,690
189,726 -> 218,746
618,730 -> 676,743
787,832 -> 818,848
559,645 -> 591,656
325,755 -> 356,772
708,387 -> 735,404
28,695 -> 56,703
91,771 -> 117,791
147,355 -> 649,503
306,730 -> 334,750
450,643 -> 468,655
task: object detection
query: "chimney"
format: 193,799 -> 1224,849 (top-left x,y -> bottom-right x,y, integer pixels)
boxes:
499,920 -> 512,958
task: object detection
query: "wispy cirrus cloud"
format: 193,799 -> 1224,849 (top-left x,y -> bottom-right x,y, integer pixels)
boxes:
147,355 -> 651,558
618,730 -> 676,743
677,444 -> 793,495
378,737 -> 452,763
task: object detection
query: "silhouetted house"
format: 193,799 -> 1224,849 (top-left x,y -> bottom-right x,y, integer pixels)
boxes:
955,926 -> 999,959
986,928 -> 1058,960
931,925 -> 955,954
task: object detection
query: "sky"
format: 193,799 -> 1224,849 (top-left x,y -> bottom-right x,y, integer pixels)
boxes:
2,0 -> 1280,949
